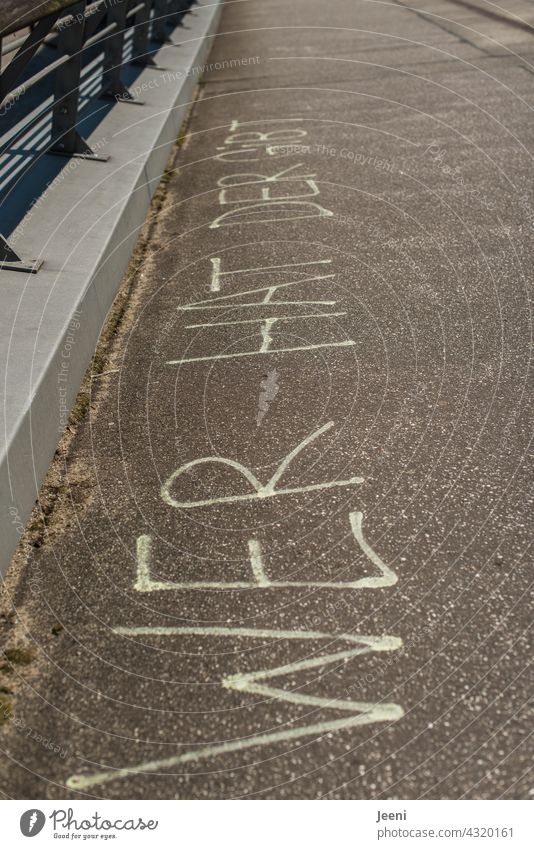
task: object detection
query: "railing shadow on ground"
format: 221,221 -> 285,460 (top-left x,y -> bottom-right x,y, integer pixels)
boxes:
0,0 -> 193,271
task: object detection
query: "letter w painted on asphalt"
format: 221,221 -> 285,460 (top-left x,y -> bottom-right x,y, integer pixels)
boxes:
66,631 -> 403,792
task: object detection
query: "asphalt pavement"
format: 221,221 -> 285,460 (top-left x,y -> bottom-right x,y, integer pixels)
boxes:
0,0 -> 533,799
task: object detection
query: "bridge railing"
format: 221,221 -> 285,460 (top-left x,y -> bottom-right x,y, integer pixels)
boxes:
0,0 -> 193,272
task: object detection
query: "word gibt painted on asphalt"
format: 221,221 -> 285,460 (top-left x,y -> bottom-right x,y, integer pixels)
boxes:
66,122 -> 404,792
213,119 -> 309,162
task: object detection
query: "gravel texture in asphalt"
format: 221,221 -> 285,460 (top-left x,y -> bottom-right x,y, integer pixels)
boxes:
0,0 -> 532,800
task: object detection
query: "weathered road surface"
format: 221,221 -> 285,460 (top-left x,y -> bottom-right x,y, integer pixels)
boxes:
0,0 -> 533,799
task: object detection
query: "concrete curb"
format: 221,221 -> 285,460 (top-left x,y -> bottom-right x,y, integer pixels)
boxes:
0,1 -> 222,577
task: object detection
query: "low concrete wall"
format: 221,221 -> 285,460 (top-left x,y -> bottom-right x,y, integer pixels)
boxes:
0,0 -> 222,577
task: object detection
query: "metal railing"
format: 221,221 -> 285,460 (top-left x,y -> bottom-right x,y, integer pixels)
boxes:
0,0 -> 194,272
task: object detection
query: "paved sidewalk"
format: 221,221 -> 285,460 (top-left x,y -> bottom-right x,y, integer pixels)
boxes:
0,0 -> 533,799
